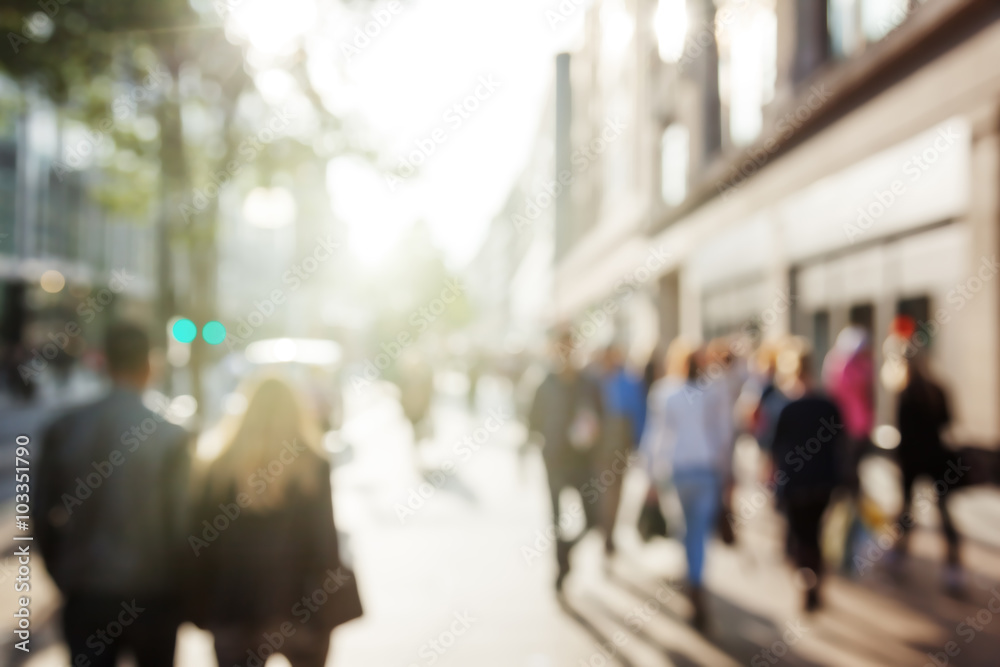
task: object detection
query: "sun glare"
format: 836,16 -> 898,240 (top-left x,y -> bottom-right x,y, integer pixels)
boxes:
655,0 -> 688,63
229,0 -> 317,55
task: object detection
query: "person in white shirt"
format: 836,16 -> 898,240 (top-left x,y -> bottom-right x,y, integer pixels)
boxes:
640,338 -> 731,631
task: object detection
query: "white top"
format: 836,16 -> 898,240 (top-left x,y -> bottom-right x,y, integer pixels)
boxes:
640,377 -> 732,482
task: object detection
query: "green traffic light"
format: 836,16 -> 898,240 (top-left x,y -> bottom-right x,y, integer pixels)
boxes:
202,321 -> 226,345
172,318 -> 197,343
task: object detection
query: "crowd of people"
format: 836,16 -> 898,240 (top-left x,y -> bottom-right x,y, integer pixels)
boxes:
526,318 -> 966,631
34,323 -> 362,667
28,315 -> 968,662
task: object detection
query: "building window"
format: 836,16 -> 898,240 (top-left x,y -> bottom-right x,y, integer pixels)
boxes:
654,0 -> 687,63
830,0 -> 914,58
661,123 -> 688,206
861,0 -> 910,42
717,1 -> 777,146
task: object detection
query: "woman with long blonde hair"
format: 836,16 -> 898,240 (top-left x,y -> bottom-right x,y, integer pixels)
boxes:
188,375 -> 361,667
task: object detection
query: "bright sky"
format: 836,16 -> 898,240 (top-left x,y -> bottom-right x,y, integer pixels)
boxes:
232,0 -> 589,268
318,0 -> 586,268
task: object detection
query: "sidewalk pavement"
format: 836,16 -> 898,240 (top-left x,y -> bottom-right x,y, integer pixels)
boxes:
9,373 -> 1000,666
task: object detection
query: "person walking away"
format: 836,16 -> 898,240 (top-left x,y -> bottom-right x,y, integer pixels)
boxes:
771,342 -> 844,611
35,323 -> 192,667
398,351 -> 435,450
822,325 -> 874,571
595,344 -> 646,556
528,331 -> 603,592
640,339 -> 730,631
822,325 -> 874,493
893,352 -> 964,594
189,375 -> 362,667
704,339 -> 742,546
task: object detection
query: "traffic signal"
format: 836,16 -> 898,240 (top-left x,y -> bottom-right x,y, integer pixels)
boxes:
171,318 -> 227,345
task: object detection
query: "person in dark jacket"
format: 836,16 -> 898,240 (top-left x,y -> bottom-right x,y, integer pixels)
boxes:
189,375 -> 361,667
528,331 -> 603,591
35,322 -> 191,667
595,344 -> 645,555
894,353 -> 963,593
771,342 -> 845,611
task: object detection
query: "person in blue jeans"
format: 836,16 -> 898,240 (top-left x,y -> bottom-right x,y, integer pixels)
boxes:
640,339 -> 731,632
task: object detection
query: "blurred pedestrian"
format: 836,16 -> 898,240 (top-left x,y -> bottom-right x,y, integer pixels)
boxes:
771,341 -> 845,611
893,351 -> 964,594
822,325 -> 874,573
640,339 -> 730,631
642,344 -> 664,398
467,352 -> 484,411
189,376 -> 362,667
595,344 -> 645,555
398,351 -> 435,450
822,325 -> 874,493
746,340 -> 791,488
528,331 -> 603,591
705,338 -> 743,546
745,341 -> 787,452
35,322 -> 191,667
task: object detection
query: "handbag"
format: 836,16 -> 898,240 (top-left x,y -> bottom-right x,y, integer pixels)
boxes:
637,484 -> 668,541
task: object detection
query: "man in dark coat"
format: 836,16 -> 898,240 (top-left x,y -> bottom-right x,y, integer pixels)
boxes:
35,322 -> 191,667
528,331 -> 603,591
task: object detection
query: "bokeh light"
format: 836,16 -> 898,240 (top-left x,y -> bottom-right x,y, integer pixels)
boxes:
202,321 -> 227,345
40,269 -> 66,293
172,318 -> 197,343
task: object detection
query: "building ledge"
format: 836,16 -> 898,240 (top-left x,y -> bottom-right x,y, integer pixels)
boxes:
650,0 -> 998,234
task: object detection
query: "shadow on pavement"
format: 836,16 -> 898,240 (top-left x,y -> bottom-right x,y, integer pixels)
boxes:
556,594 -> 637,667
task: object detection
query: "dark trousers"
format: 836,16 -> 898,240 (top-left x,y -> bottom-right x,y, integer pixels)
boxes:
593,416 -> 633,551
899,466 -> 960,563
62,594 -> 179,667
785,488 -> 833,580
544,451 -> 600,576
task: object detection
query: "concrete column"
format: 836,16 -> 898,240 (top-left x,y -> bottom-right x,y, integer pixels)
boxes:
955,103 -> 1000,447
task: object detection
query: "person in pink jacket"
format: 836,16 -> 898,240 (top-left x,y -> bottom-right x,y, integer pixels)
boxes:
822,325 -> 875,574
822,325 -> 874,492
